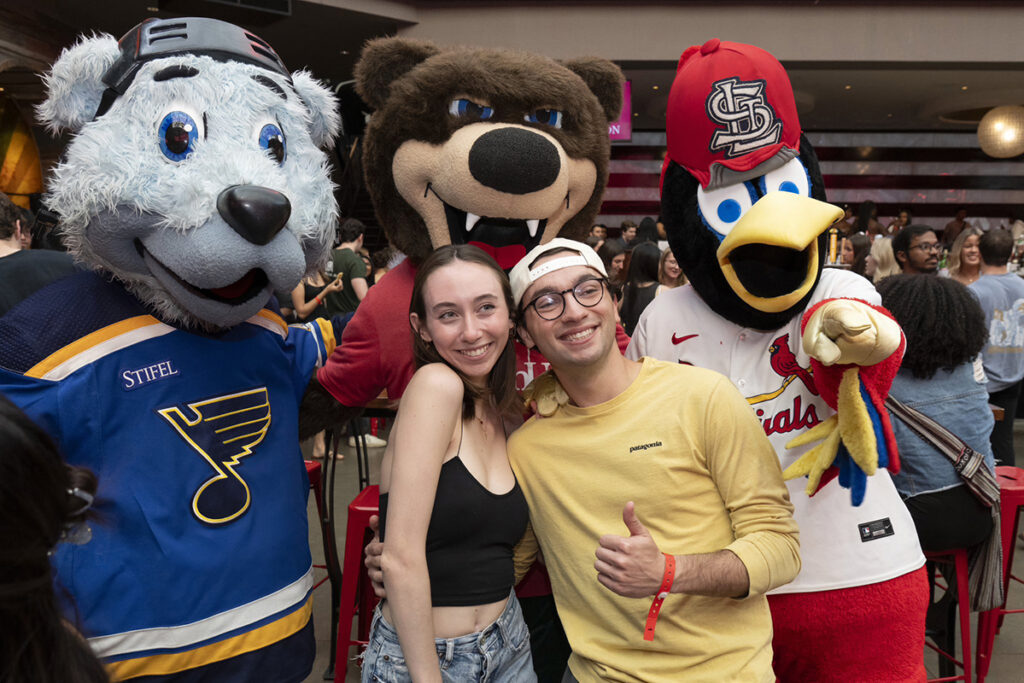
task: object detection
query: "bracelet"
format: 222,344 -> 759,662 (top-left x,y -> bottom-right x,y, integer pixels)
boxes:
314,296 -> 322,305
643,553 -> 675,642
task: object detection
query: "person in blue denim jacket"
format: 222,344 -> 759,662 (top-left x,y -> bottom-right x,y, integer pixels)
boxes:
878,274 -> 996,552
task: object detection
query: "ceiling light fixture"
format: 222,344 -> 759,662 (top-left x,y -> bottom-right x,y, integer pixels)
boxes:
978,106 -> 1024,158
844,85 -> 852,91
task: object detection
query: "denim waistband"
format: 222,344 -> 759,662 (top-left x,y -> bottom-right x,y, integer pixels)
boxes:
371,590 -> 521,662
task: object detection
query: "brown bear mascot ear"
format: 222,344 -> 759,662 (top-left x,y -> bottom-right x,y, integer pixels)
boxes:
563,58 -> 624,123
355,38 -> 441,110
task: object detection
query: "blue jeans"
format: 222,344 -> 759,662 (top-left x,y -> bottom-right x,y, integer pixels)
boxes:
361,592 -> 536,682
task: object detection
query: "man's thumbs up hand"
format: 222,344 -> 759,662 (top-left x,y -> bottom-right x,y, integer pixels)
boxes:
595,502 -> 670,598
622,500 -> 650,538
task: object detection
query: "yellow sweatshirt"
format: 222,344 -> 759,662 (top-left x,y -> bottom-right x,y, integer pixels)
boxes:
510,358 -> 800,682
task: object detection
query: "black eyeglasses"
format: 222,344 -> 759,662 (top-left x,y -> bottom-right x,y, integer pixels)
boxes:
910,242 -> 941,252
524,278 -> 607,320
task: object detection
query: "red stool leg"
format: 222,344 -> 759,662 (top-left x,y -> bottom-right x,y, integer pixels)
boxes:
977,467 -> 1024,682
955,549 -> 972,683
976,610 -> 995,683
334,486 -> 379,683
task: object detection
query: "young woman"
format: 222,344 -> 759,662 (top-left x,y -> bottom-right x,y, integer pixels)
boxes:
855,200 -> 885,237
0,395 -> 107,683
364,245 -> 533,683
866,236 -> 901,284
841,233 -> 871,276
289,270 -> 343,323
945,227 -> 983,285
656,247 -> 685,294
596,239 -> 626,303
886,208 -> 912,235
618,241 -> 661,336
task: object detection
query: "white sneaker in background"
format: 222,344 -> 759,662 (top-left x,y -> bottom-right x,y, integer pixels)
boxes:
348,434 -> 387,448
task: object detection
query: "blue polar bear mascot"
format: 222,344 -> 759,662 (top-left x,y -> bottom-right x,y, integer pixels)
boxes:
0,17 -> 340,681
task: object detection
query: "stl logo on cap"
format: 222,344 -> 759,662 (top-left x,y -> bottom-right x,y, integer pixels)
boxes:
706,77 -> 782,158
666,38 -> 801,189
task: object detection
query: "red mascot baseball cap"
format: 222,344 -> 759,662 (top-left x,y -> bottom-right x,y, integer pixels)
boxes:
665,38 -> 801,190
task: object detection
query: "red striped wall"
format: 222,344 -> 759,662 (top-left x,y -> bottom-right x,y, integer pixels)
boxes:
599,132 -> 1024,232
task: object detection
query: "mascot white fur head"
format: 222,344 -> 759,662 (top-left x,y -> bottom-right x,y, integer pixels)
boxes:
37,17 -> 340,329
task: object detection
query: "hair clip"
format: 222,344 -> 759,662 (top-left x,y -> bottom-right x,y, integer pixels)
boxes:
67,487 -> 94,516
58,488 -> 95,547
61,521 -> 93,546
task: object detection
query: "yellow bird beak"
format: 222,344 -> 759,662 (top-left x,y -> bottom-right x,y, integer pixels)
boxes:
716,192 -> 843,313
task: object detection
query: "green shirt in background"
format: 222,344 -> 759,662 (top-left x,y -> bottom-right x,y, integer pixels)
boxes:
324,247 -> 367,316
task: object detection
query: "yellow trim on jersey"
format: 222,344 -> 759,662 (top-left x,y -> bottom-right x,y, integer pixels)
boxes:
745,375 -> 796,405
106,596 -> 312,681
314,317 -> 336,357
256,309 -> 288,334
25,315 -> 162,379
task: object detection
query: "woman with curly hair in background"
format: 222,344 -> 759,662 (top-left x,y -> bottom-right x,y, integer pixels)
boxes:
876,275 -> 994,553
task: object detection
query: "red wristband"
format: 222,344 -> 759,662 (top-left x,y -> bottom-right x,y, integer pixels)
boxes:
643,553 -> 675,642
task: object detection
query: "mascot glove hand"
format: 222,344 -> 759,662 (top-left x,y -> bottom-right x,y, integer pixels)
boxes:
523,371 -> 570,417
784,415 -> 841,494
802,299 -> 901,367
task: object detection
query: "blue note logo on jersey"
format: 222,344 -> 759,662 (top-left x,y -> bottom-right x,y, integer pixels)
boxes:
158,387 -> 271,525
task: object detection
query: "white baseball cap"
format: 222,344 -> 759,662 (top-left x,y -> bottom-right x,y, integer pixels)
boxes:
510,238 -> 608,308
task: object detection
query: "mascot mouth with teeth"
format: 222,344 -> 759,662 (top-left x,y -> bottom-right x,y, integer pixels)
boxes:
354,39 -> 620,272
1,17 -> 339,681
628,39 -> 928,681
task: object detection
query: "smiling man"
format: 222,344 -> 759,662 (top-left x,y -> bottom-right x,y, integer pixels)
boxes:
507,238 -> 800,682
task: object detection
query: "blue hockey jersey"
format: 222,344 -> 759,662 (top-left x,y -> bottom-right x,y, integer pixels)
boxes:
0,272 -> 335,681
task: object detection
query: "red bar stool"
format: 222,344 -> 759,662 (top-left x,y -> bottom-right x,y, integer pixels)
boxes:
924,548 -> 973,682
334,485 -> 381,682
305,460 -> 333,592
976,466 -> 1024,682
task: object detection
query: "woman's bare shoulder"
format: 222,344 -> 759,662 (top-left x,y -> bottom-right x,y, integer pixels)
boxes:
405,363 -> 465,403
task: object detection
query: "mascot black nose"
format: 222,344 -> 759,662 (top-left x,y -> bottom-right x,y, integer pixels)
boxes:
468,128 -> 561,195
217,185 -> 291,246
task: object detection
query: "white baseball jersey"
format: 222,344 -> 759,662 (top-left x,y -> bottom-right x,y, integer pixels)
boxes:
628,268 -> 924,593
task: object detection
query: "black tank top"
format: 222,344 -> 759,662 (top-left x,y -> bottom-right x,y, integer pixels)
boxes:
379,427 -> 529,606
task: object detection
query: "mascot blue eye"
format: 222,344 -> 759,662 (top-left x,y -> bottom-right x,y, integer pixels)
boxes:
158,111 -> 199,162
449,99 -> 494,120
696,182 -> 755,239
717,199 -> 742,223
258,123 -> 287,165
525,109 -> 563,128
759,158 -> 811,198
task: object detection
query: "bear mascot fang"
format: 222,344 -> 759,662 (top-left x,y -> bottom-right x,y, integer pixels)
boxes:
1,17 -> 340,681
628,39 -> 929,681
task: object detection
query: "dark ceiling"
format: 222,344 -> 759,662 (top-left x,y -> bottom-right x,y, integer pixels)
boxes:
3,0 -> 1022,138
